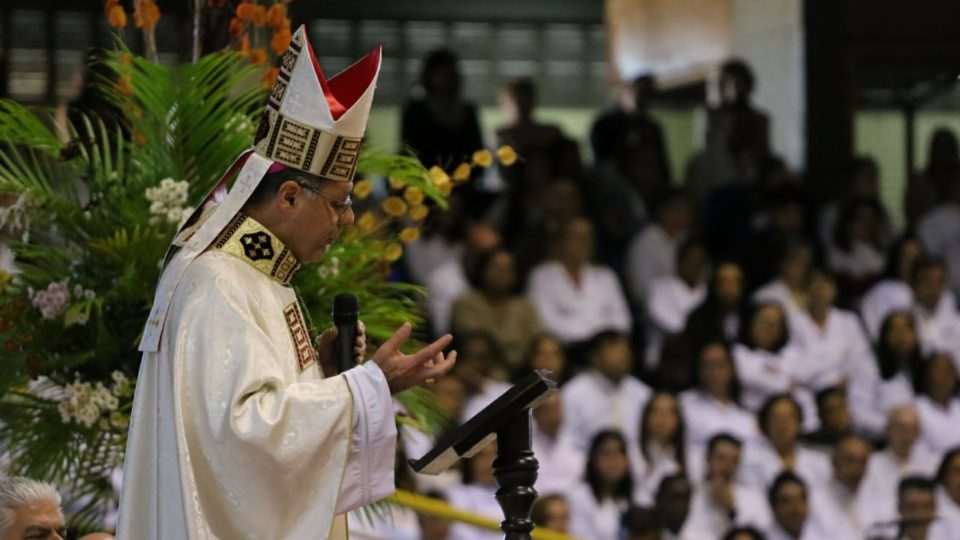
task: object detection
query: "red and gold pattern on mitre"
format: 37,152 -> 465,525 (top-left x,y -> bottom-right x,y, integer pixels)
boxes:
252,25 -> 381,182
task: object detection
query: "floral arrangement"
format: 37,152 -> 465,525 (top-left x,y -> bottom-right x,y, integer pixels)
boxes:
0,0 -> 517,530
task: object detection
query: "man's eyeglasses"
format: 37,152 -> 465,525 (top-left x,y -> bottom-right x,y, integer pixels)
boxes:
297,182 -> 353,217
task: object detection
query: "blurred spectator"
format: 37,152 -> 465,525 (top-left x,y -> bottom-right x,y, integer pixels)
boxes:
808,434 -> 876,539
455,332 -> 511,422
527,217 -> 632,351
802,386 -> 854,452
632,392 -> 687,504
624,189 -> 693,306
620,506 -> 661,540
644,238 -> 708,370
532,394 -> 584,494
740,187 -> 810,294
568,430 -> 635,540
447,444 -> 501,540
860,235 -> 926,341
827,198 -> 888,297
722,527 -> 766,540
741,394 -> 831,491
891,476 -> 951,540
530,494 -> 571,533
450,248 -> 541,369
765,471 -> 828,540
510,176 -> 583,282
847,311 -> 921,438
426,222 -> 501,336
687,434 -> 772,533
817,156 -> 892,253
906,128 -> 960,228
495,78 -> 581,244
653,473 -> 711,540
522,334 -> 568,383
914,352 -> 960,456
917,175 -> 960,298
0,476 -> 114,540
562,331 -> 651,451
681,340 -> 758,450
752,240 -> 813,333
909,256 -> 960,360
400,48 -> 487,217
406,375 -> 467,493
418,491 -> 453,540
683,261 -> 747,349
406,192 -> 468,286
934,448 -> 960,533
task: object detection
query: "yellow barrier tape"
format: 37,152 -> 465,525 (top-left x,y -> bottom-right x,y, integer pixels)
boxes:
387,489 -> 580,540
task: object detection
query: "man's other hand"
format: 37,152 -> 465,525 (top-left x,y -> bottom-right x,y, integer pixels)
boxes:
372,322 -> 456,394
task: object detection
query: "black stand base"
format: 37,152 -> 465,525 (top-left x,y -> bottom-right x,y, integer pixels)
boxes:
493,410 -> 538,539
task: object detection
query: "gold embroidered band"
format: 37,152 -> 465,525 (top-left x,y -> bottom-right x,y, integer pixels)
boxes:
213,214 -> 301,285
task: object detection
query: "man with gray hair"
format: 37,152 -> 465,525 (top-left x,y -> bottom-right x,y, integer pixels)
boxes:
0,476 -> 65,540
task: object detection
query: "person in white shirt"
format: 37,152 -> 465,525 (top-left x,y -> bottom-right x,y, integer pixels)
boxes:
847,311 -> 921,438
681,340 -> 759,452
753,241 -> 813,337
644,238 -> 708,369
683,261 -> 746,347
741,394 -> 832,491
934,449 -> 960,535
624,189 -> 692,306
860,235 -> 925,341
530,494 -> 571,534
426,223 -> 501,336
654,473 -> 713,540
880,476 -> 954,540
861,406 -> 940,526
765,471 -> 831,540
910,256 -> 960,364
687,434 -> 772,533
917,182 -> 960,297
454,332 -> 512,423
568,430 -> 636,540
523,334 -> 568,383
826,199 -> 888,289
561,331 -> 652,451
531,393 -> 584,495
447,443 -> 503,540
808,434 -> 878,539
632,392 -> 687,504
527,216 -> 632,348
802,385 -> 854,453
915,352 -> 960,456
620,506 -> 661,540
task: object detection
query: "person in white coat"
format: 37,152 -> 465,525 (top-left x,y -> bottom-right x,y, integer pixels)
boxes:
653,473 -> 713,540
808,435 -> 879,539
531,393 -> 584,495
934,449 -> 960,535
568,430 -> 636,540
860,235 -> 925,341
914,352 -> 960,456
910,256 -> 960,363
632,392 -> 688,504
765,471 -> 832,540
644,238 -> 708,370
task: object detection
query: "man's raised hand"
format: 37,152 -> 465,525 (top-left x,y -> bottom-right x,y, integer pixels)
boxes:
372,322 -> 456,394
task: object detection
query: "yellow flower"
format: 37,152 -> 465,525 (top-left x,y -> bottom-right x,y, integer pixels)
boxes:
381,196 -> 408,217
438,182 -> 452,197
452,162 -> 472,182
399,227 -> 420,244
428,166 -> 450,187
384,242 -> 403,262
403,186 -> 424,206
353,179 -> 373,200
357,212 -> 376,232
388,176 -> 406,190
472,149 -> 493,168
409,204 -> 429,221
496,145 -> 518,166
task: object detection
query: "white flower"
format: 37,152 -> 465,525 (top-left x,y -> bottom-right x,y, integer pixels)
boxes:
31,280 -> 71,320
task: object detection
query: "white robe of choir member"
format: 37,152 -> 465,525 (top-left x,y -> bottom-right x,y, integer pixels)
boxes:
918,202 -> 960,294
628,442 -> 684,505
527,261 -> 632,345
913,301 -> 960,363
916,395 -> 960,456
117,249 -> 396,540
731,344 -> 820,433
808,479 -> 883,540
644,275 -> 706,368
740,439 -> 832,491
686,479 -> 772,533
860,446 -> 940,526
845,358 -> 915,439
679,389 -> 759,450
460,379 -> 512,424
659,522 -> 714,540
765,521 -> 832,540
425,258 -> 469,336
567,482 -> 629,540
561,370 -> 651,452
827,241 -> 886,281
789,307 -> 874,391
936,486 -> 960,535
531,427 -> 585,495
859,279 -> 913,341
446,484 -> 502,540
753,280 -> 806,336
405,235 -> 462,286
624,224 -> 682,305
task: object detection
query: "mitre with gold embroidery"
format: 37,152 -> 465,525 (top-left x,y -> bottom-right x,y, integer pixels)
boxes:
139,26 -> 381,352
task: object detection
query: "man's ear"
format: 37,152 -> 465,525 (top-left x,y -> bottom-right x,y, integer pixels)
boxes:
276,180 -> 303,209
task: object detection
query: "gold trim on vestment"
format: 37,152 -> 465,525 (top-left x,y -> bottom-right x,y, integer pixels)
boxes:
212,214 -> 301,285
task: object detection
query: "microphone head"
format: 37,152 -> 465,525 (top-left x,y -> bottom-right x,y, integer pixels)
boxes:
333,292 -> 358,325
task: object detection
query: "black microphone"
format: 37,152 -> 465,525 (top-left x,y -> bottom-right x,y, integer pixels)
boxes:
332,293 -> 359,374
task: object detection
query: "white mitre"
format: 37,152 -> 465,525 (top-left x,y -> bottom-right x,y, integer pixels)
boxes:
140,25 -> 381,352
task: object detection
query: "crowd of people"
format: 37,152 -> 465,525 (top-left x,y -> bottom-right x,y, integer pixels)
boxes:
356,49 -> 960,540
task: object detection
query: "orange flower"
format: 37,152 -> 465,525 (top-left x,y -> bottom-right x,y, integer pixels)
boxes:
452,162 -> 471,182
496,145 -> 518,166
250,48 -> 267,66
107,5 -> 127,28
472,149 -> 493,168
133,0 -> 161,30
235,1 -> 256,21
383,243 -> 403,262
251,5 -> 267,26
115,75 -> 133,96
104,0 -> 118,10
399,227 -> 420,244
427,166 -> 450,187
119,53 -> 134,64
261,67 -> 280,88
238,34 -> 251,56
229,17 -> 245,37
271,27 -> 292,54
133,128 -> 147,147
266,3 -> 286,29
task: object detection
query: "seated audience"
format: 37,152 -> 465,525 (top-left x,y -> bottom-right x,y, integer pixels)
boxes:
886,476 -> 952,540
530,494 -> 571,533
683,260 -> 747,348
531,394 -> 584,494
454,332 -> 511,422
426,223 -> 501,336
914,352 -> 960,456
802,386 -> 854,452
753,240 -> 813,335
741,394 -> 831,490
645,238 -> 708,370
808,434 -> 877,539
568,430 -> 635,540
522,334 -> 568,383
860,234 -> 925,340
917,174 -> 960,298
653,473 -> 712,540
687,434 -> 772,533
722,527 -> 766,540
625,188 -> 692,306
450,247 -> 542,369
827,198 -> 888,296
934,448 -> 960,534
418,491 -> 453,540
910,256 -> 960,360
765,471 -> 829,540
620,506 -> 661,540
562,331 -> 651,451
447,444 -> 501,540
527,216 -> 632,350
632,392 -> 687,504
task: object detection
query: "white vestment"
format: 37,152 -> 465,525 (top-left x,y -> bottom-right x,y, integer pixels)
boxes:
117,216 -> 396,539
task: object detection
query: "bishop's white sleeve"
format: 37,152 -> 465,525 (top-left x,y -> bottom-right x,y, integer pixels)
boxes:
337,361 -> 397,514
